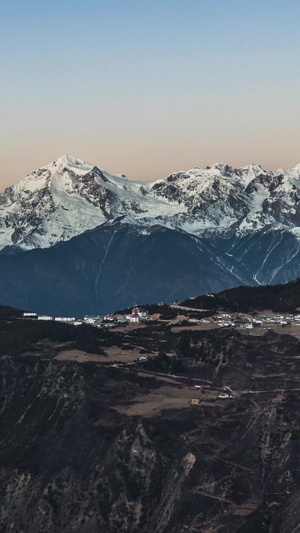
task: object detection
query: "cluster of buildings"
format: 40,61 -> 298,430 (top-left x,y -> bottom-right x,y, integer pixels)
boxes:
188,318 -> 210,325
22,306 -> 149,328
214,312 -> 300,329
102,307 -> 149,324
23,307 -> 300,332
23,312 -> 84,326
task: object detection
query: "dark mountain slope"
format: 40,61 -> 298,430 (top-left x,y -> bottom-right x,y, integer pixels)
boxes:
1,222 -> 300,318
213,230 -> 300,285
182,277 -> 300,313
0,223 -> 250,317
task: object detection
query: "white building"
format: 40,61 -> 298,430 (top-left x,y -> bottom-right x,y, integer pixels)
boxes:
84,317 -> 96,324
54,317 -> 75,323
131,307 -> 148,318
130,314 -> 139,323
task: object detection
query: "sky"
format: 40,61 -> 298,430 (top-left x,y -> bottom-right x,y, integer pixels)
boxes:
1,0 -> 300,190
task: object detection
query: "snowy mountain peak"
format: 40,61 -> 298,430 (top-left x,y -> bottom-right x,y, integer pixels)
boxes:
206,163 -> 233,175
291,163 -> 300,176
49,155 -> 94,174
2,157 -> 300,252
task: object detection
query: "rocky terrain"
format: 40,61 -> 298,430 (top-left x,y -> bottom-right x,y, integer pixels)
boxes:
2,156 -> 300,252
2,282 -> 300,532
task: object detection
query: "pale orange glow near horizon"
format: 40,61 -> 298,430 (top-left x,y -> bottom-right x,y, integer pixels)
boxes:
2,130 -> 300,193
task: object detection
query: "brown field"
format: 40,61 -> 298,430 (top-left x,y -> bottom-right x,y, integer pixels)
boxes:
270,325 -> 300,340
55,345 -> 143,364
114,377 -> 222,417
114,385 -> 199,416
55,349 -> 108,363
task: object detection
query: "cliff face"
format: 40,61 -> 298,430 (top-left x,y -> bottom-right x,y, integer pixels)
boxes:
2,347 -> 300,533
0,356 -> 203,533
3,301 -> 300,532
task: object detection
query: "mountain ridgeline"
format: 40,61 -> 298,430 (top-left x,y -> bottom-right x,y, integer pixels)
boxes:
181,277 -> 300,314
1,156 -> 300,315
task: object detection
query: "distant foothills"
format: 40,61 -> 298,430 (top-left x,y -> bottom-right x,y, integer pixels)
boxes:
1,155 -> 300,316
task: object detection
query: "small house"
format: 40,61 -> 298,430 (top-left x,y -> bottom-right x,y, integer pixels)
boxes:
191,399 -> 200,406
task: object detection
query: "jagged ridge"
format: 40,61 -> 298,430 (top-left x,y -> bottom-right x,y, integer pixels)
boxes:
2,156 -> 300,251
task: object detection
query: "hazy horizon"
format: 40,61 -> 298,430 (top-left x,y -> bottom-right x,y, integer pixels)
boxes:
2,0 -> 300,190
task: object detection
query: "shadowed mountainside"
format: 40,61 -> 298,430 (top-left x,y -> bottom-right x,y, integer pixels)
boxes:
181,277 -> 300,313
0,223 -> 249,317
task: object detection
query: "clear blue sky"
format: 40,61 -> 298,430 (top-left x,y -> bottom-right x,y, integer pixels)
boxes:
1,0 -> 300,188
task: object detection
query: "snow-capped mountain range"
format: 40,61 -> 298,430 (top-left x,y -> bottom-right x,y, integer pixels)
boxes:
1,155 -> 300,315
2,154 -> 300,252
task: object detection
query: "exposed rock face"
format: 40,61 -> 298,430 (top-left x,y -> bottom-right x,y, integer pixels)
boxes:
0,355 -> 218,533
2,156 -> 300,252
0,157 -> 122,251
